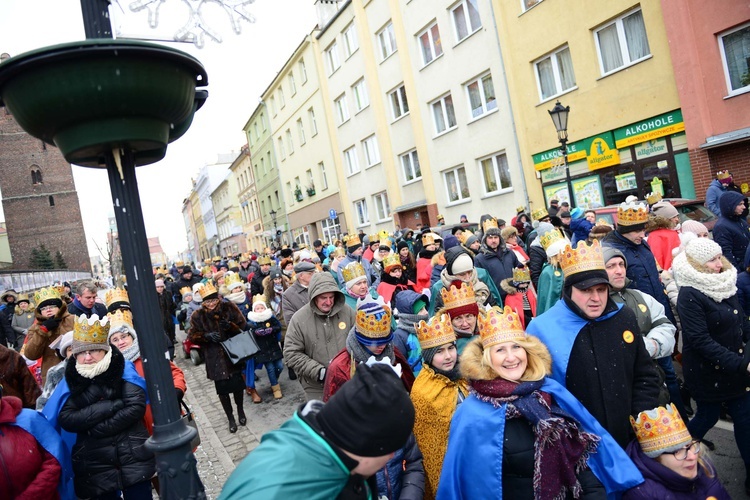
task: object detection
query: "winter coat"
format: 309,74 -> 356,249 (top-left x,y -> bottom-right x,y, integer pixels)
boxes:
376,273 -> 416,306
677,285 -> 750,402
283,273 -> 356,400
323,346 -> 414,401
705,178 -> 726,217
416,250 -> 438,293
238,263 -> 254,283
474,243 -> 520,299
712,190 -> 750,271
281,281 -> 309,326
528,241 -> 547,290
500,279 -> 537,327
24,304 -> 76,386
250,270 -> 270,297
263,274 -> 290,340
0,345 -> 41,408
429,267 -> 501,315
187,300 -> 248,382
410,364 -> 468,499
570,217 -> 595,248
603,230 -> 675,324
66,298 -> 108,318
375,433 -> 425,500
645,216 -> 680,270
11,306 -> 35,340
157,290 -> 176,336
536,263 -> 564,315
738,255 -> 750,318
0,396 -> 63,499
247,314 -> 283,365
132,357 -> 186,435
58,349 -> 155,498
609,282 -> 676,359
623,440 -> 730,499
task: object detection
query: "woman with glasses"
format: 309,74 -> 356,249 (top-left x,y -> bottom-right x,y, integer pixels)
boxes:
624,404 -> 730,499
24,287 -> 76,386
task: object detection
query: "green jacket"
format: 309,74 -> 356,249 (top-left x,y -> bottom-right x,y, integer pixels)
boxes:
428,267 -> 502,316
536,263 -> 564,315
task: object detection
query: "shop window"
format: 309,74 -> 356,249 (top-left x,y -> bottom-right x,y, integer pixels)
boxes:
322,216 -> 341,243
594,8 -> 650,76
718,22 -> 750,95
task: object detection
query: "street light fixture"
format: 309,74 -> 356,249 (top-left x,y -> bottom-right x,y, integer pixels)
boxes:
269,209 -> 278,248
548,100 -> 575,208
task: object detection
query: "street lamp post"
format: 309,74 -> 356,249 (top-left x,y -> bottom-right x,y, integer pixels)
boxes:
548,100 -> 574,209
269,209 -> 278,248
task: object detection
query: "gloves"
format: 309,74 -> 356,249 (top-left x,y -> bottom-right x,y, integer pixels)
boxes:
112,400 -> 125,412
318,367 -> 326,382
205,332 -> 221,343
219,320 -> 233,331
175,388 -> 184,402
42,317 -> 61,332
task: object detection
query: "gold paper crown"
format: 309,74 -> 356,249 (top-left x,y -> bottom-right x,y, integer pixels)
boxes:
201,266 -> 211,276
559,239 -> 605,277
201,282 -> 218,299
228,259 -> 238,268
53,284 -> 67,296
617,202 -> 649,226
378,229 -> 391,241
355,296 -> 392,339
422,233 -> 436,246
105,287 -> 129,309
16,293 -> 30,303
257,255 -> 272,265
240,253 -> 250,262
717,170 -> 731,180
531,207 -> 549,221
513,266 -> 531,283
180,286 -> 193,297
482,218 -> 498,232
344,234 -> 361,247
175,260 -> 185,267
224,272 -> 243,290
629,403 -> 692,457
645,192 -> 662,205
441,282 -> 476,310
107,309 -> 133,331
456,230 -> 469,244
437,214 -> 445,220
516,205 -> 525,213
212,255 -> 221,262
383,253 -> 402,271
368,233 -> 380,243
74,314 -> 110,346
540,228 -> 565,251
479,306 -> 526,348
203,258 -> 211,264
332,247 -> 347,258
342,261 -> 367,284
34,286 -> 61,307
415,313 -> 456,349
252,294 -> 266,306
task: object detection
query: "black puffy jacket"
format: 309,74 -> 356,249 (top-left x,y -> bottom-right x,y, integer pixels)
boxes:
59,348 -> 155,498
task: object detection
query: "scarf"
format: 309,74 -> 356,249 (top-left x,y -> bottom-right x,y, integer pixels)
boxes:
432,363 -> 462,382
471,378 -> 598,500
273,283 -> 284,294
120,337 -> 141,363
440,268 -> 491,306
226,290 -> 246,304
346,328 -> 395,364
248,307 -> 273,323
672,252 -> 737,302
75,350 -> 113,379
397,311 -> 427,334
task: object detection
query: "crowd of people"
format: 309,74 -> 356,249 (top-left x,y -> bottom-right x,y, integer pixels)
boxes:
1,170 -> 748,498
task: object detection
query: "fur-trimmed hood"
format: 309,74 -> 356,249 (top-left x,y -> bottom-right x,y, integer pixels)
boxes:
459,336 -> 552,382
34,301 -> 70,323
66,346 -> 126,397
500,277 -> 520,295
646,215 -> 676,232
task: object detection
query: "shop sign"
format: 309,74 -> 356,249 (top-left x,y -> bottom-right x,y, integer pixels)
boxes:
634,138 -> 668,159
585,133 -> 620,170
614,110 -> 684,148
532,141 -> 587,171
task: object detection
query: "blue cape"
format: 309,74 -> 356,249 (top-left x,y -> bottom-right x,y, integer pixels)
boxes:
13,408 -> 75,499
437,377 -> 643,499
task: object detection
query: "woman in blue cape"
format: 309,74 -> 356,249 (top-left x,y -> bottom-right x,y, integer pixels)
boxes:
437,306 -> 643,499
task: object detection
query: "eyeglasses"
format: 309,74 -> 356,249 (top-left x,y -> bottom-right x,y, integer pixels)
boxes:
40,305 -> 58,312
75,350 -> 104,359
670,440 -> 701,460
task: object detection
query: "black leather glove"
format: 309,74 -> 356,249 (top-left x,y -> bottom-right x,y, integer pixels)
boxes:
175,388 -> 184,402
112,400 -> 125,412
42,317 -> 61,332
219,320 -> 232,331
205,331 -> 221,343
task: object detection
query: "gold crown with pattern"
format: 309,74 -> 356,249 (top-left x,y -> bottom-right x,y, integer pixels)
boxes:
629,403 -> 692,458
531,207 -> 549,221
175,260 -> 185,267
368,233 -> 380,243
257,255 -> 272,266
180,286 -> 193,297
74,314 -> 110,346
239,253 -> 250,262
342,261 -> 367,284
252,294 -> 267,306
224,272 -> 243,290
479,306 -> 526,348
422,233 -> 436,246
201,266 -> 211,276
415,313 -> 456,350
513,266 -> 531,283
107,309 -> 133,331
560,239 -> 605,277
203,258 -> 211,264
456,230 -> 469,244
441,281 -> 476,309
516,205 -> 525,214
53,284 -> 67,296
617,202 -> 649,226
344,234 -> 361,247
200,282 -> 218,299
212,255 -> 221,262
105,287 -> 129,309
355,295 -> 392,339
539,228 -> 565,251
332,247 -> 347,258
482,218 -> 499,232
34,286 -> 61,307
383,253 -> 402,271
717,170 -> 731,180
645,192 -> 663,205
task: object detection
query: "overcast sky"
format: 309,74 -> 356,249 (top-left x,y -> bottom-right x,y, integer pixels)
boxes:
0,0 -> 317,259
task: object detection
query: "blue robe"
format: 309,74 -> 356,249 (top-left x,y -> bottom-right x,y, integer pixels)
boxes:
437,378 -> 643,499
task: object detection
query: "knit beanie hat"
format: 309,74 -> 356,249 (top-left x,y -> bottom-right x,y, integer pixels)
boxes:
684,237 -> 722,265
464,234 -> 479,248
70,314 -> 111,356
421,345 -> 442,366
354,296 -> 393,346
445,247 -> 473,276
443,234 -> 460,251
680,220 -> 708,236
397,240 -> 410,253
154,279 -> 165,288
316,363 -> 415,457
652,201 -> 678,220
602,246 -> 627,267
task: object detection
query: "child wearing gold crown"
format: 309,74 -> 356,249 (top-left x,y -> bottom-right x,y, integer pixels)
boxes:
246,295 -> 284,400
376,251 -> 417,305
500,265 -> 537,327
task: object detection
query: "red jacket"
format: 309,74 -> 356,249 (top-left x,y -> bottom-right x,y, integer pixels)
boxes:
323,347 -> 414,402
416,258 -> 433,293
646,228 -> 681,271
500,278 -> 538,328
132,358 -> 187,435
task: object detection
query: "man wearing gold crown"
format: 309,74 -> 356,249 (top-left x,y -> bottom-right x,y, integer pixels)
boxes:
527,240 -> 660,448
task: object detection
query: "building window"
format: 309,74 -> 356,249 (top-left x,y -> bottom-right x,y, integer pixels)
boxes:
299,59 -> 308,84
31,166 -> 43,185
308,107 -> 318,136
444,166 -> 470,203
343,146 -> 360,175
352,78 -> 369,112
535,45 -> 576,101
278,137 -> 286,159
334,94 -> 350,125
260,157 -> 266,176
289,73 -> 297,96
451,0 -> 481,43
362,135 -> 380,167
719,22 -> 750,95
522,0 -> 542,11
275,190 -> 280,209
322,216 -> 341,242
266,151 -> 272,171
306,169 -> 314,190
400,149 -> 421,183
287,182 -> 294,205
373,192 -> 390,221
319,162 -> 329,190
343,22 -> 359,58
49,195 -> 55,207
430,93 -> 457,135
261,112 -> 266,130
378,22 -> 397,60
278,88 -> 285,109
297,119 -> 306,145
419,22 -> 443,66
389,85 -> 409,120
480,152 -> 512,195
354,199 -> 369,226
595,8 -> 650,76
326,40 -> 341,75
269,96 -> 276,116
286,129 -> 294,155
465,73 -> 497,119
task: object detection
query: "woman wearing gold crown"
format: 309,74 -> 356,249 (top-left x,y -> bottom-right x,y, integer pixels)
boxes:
438,306 -> 645,499
535,222 -> 570,315
25,287 -> 76,386
623,404 -> 730,499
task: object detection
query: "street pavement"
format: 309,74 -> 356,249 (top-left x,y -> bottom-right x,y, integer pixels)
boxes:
174,327 -> 747,498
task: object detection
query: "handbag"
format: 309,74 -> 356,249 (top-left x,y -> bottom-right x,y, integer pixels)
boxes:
180,400 -> 201,450
220,331 -> 260,364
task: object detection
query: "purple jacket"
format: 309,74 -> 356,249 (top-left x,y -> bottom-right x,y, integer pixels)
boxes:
623,440 -> 730,499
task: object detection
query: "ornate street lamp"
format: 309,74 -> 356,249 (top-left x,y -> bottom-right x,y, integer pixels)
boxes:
548,100 -> 575,208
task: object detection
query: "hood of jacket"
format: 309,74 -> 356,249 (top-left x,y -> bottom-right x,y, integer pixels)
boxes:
645,215 -> 676,232
308,272 -> 346,316
719,190 -> 747,219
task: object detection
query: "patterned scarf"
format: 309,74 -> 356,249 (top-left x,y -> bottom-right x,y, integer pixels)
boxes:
397,311 -> 427,373
471,378 -> 599,500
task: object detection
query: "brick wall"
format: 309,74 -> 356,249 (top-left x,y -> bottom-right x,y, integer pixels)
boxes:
0,111 -> 91,271
691,142 -> 750,198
